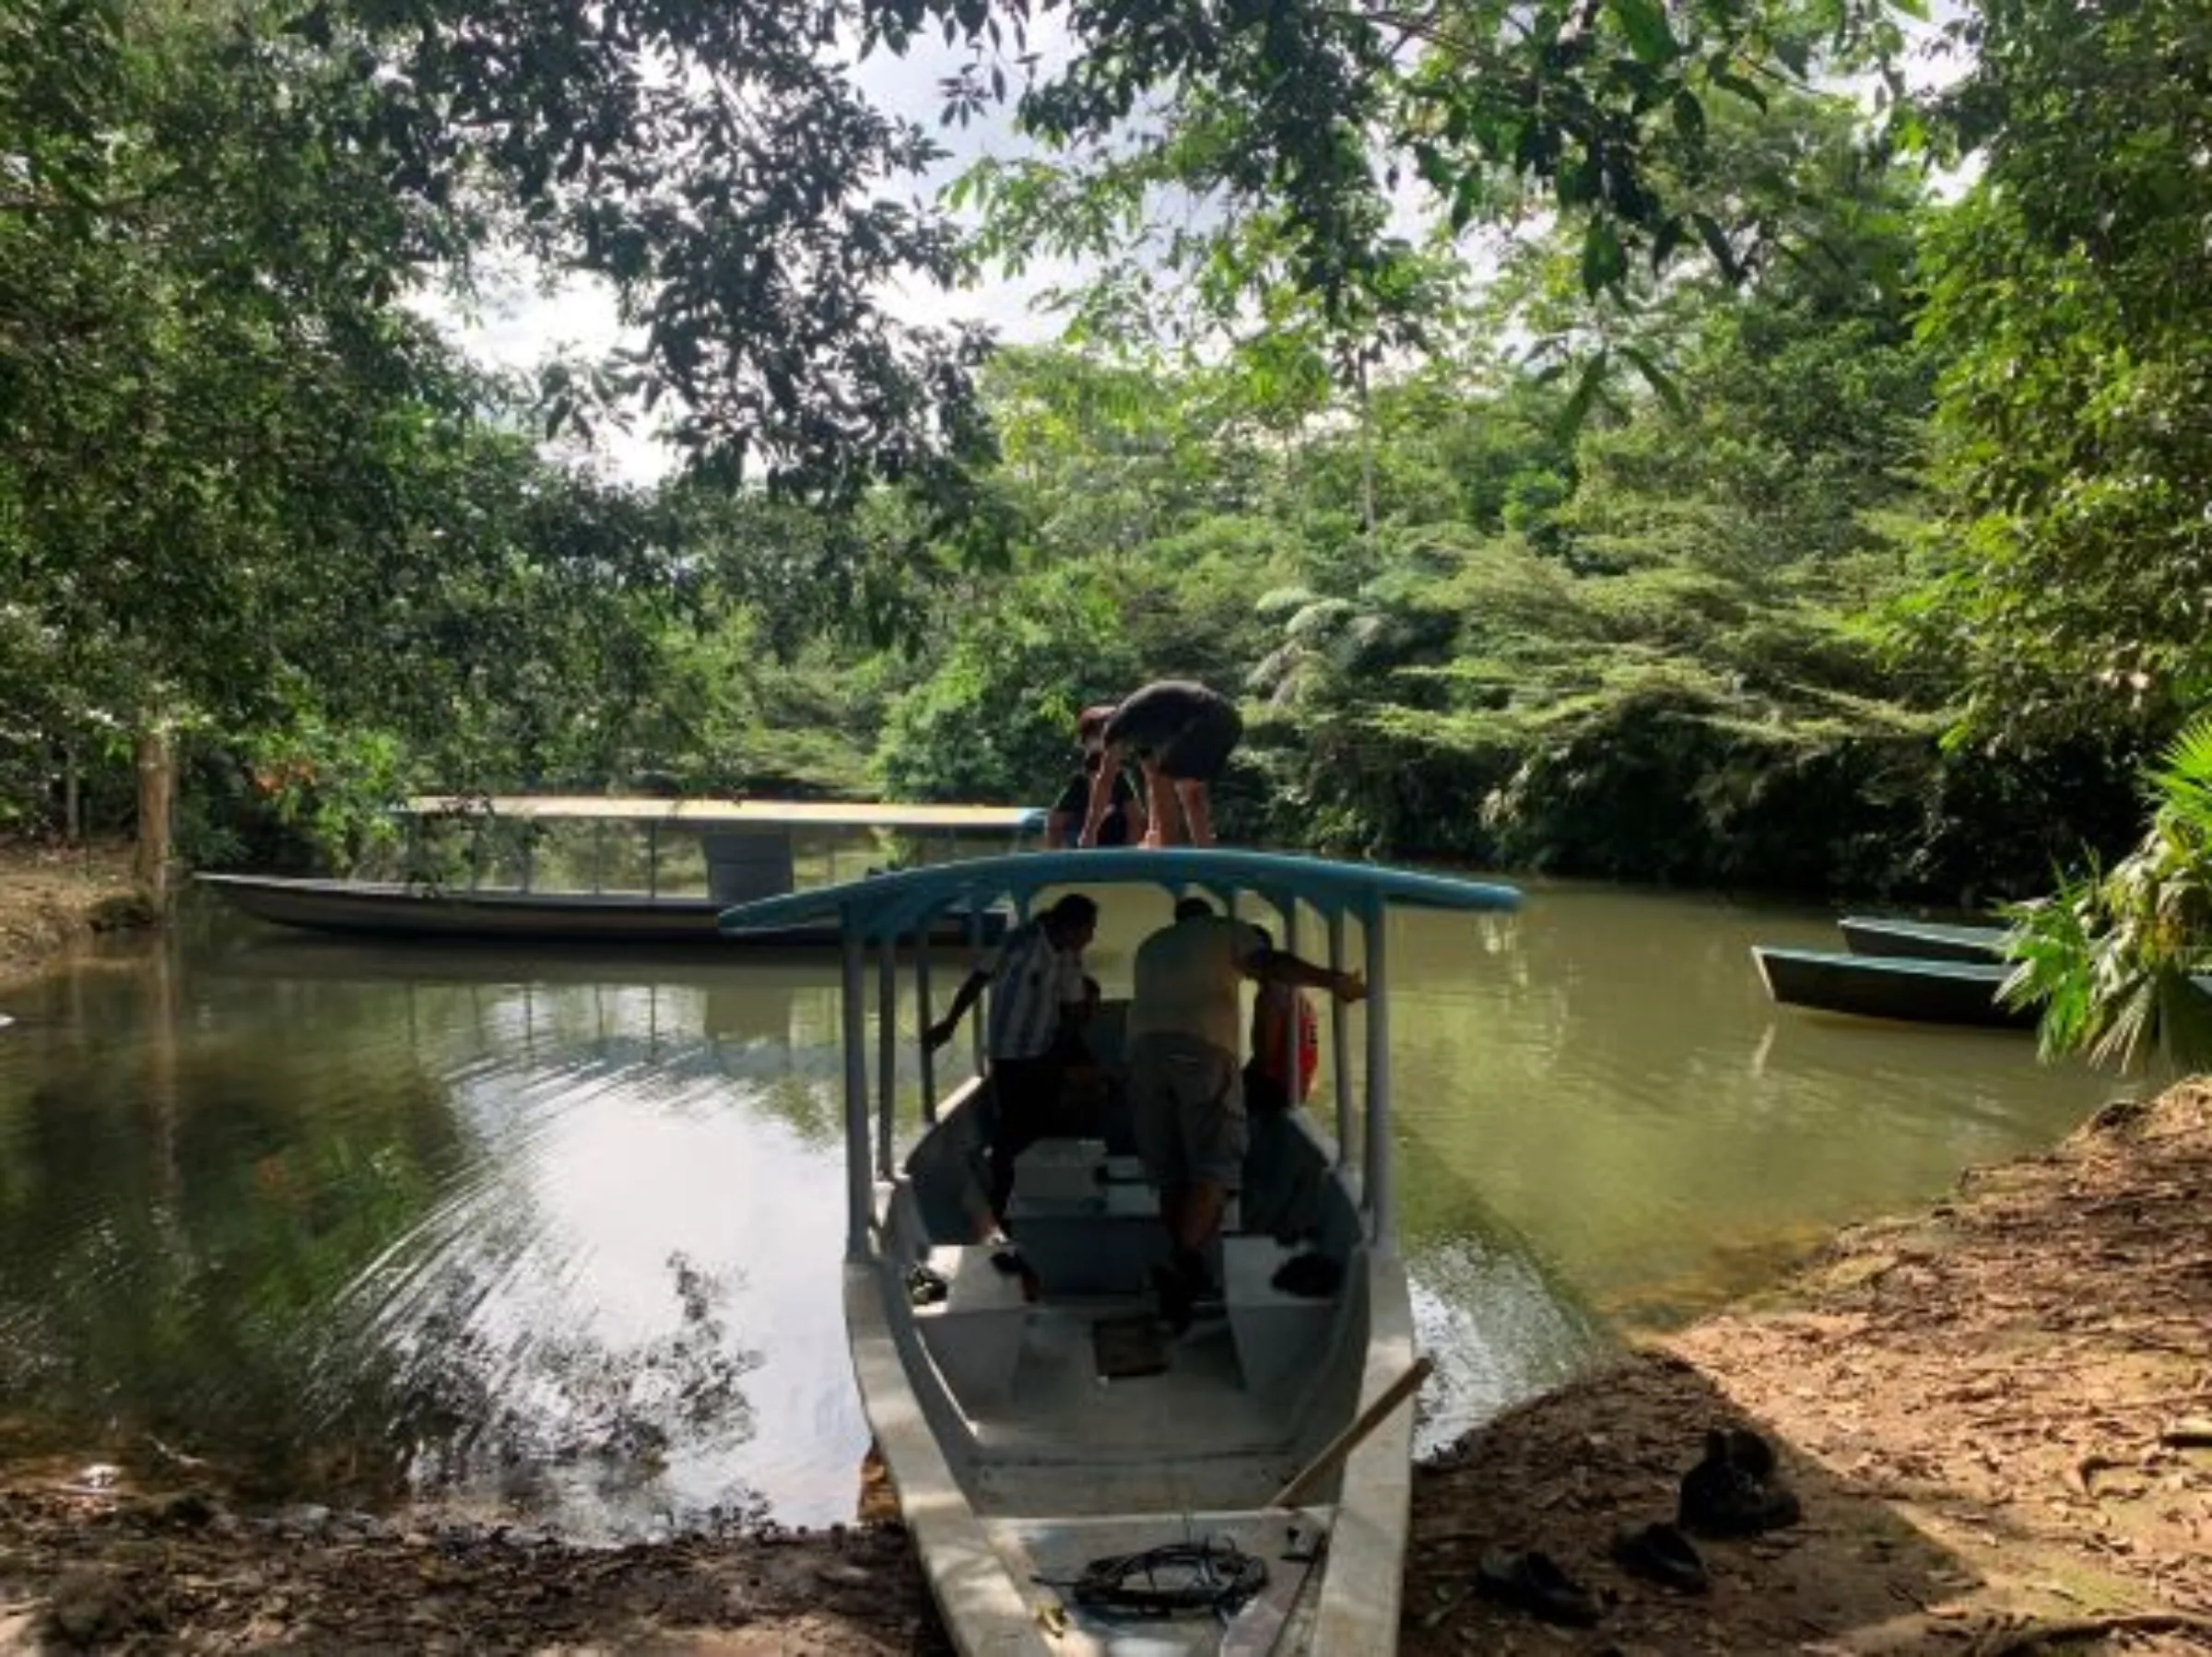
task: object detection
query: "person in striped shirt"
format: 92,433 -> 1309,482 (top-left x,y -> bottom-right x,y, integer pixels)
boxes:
924,893 -> 1100,1227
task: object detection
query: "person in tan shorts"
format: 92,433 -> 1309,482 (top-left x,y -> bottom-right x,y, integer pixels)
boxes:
1126,898 -> 1365,1330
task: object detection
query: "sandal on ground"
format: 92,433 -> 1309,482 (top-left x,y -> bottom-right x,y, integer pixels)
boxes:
1474,1548 -> 1602,1628
1609,1521 -> 1709,1593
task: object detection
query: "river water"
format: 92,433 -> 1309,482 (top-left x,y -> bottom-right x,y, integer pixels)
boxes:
0,883 -> 2115,1538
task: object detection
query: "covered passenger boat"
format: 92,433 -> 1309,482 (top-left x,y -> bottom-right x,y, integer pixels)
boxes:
718,848 -> 1523,1657
197,795 -> 1043,946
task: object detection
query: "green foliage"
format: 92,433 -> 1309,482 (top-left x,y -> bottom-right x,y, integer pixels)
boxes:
1912,0 -> 2212,743
936,0 -> 1912,343
2004,717 -> 2212,1071
876,565 -> 1144,803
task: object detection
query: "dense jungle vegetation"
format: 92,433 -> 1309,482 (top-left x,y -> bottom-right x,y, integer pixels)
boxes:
5,0 -> 2207,909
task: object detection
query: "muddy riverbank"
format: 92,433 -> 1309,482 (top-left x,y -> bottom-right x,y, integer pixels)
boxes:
0,841 -> 146,993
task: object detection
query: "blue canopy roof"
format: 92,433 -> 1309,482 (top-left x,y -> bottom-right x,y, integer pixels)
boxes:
717,847 -> 1521,944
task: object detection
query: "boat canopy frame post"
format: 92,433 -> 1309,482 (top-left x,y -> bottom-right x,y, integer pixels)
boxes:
966,903 -> 985,1076
876,941 -> 898,1180
1280,895 -> 1305,1121
1362,892 -> 1393,1244
841,926 -> 873,1262
1328,909 -> 1354,1163
916,934 -> 937,1122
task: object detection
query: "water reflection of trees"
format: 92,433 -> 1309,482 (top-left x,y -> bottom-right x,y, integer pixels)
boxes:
0,942 -> 822,1531
331,1245 -> 770,1538
0,965 -> 464,1507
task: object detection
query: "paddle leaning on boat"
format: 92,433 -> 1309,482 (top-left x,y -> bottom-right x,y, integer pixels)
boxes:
717,849 -> 1523,1657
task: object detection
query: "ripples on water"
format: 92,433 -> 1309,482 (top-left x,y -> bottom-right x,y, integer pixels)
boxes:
0,885 -> 2116,1535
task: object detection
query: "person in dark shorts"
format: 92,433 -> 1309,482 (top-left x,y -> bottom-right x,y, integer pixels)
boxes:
1077,679 -> 1243,848
924,893 -> 1100,1228
1047,749 -> 1144,848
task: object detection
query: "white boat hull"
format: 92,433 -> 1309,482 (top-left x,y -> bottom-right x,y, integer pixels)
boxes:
853,1095 -> 1412,1657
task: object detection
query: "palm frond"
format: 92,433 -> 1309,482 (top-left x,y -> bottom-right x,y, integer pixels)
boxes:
2147,713 -> 2212,851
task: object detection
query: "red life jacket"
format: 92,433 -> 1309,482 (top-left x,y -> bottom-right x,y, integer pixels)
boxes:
1253,991 -> 1321,1100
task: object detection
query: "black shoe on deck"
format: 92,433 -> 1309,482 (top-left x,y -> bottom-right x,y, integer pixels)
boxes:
1150,1263 -> 1194,1336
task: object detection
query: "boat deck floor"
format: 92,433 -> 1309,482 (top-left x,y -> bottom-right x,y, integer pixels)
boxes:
965,1295 -> 1315,1518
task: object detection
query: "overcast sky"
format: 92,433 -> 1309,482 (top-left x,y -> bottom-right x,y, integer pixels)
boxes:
428,28 -> 1077,483
430,14 -> 1971,485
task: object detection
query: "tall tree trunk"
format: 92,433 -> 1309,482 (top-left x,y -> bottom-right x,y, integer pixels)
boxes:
134,724 -> 174,906
1357,354 -> 1376,540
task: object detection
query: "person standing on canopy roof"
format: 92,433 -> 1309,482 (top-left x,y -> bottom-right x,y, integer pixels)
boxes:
1077,680 -> 1242,849
1047,748 -> 1144,848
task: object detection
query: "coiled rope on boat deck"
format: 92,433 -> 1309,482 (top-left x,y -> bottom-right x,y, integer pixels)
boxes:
1041,1536 -> 1269,1619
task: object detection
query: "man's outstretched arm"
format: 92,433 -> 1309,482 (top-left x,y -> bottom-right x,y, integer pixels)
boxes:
924,970 -> 991,1050
1247,948 -> 1366,1003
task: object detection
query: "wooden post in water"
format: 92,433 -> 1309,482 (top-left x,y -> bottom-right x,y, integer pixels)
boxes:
133,724 -> 173,907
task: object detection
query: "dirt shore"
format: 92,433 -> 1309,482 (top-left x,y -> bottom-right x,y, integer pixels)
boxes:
2,847 -> 2207,1653
1402,1083 -> 2212,1657
0,840 -> 146,992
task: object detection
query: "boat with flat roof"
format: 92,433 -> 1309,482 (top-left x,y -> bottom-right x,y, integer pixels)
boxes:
718,847 -> 1523,1657
197,794 -> 1044,947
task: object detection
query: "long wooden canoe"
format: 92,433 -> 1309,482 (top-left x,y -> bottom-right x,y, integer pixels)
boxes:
1753,945 -> 2033,1030
195,873 -> 1011,948
719,848 -> 1524,1657
1836,915 -> 2009,963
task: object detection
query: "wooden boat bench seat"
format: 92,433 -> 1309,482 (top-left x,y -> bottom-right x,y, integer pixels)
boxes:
914,1244 -> 1030,1406
1220,1235 -> 1339,1395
